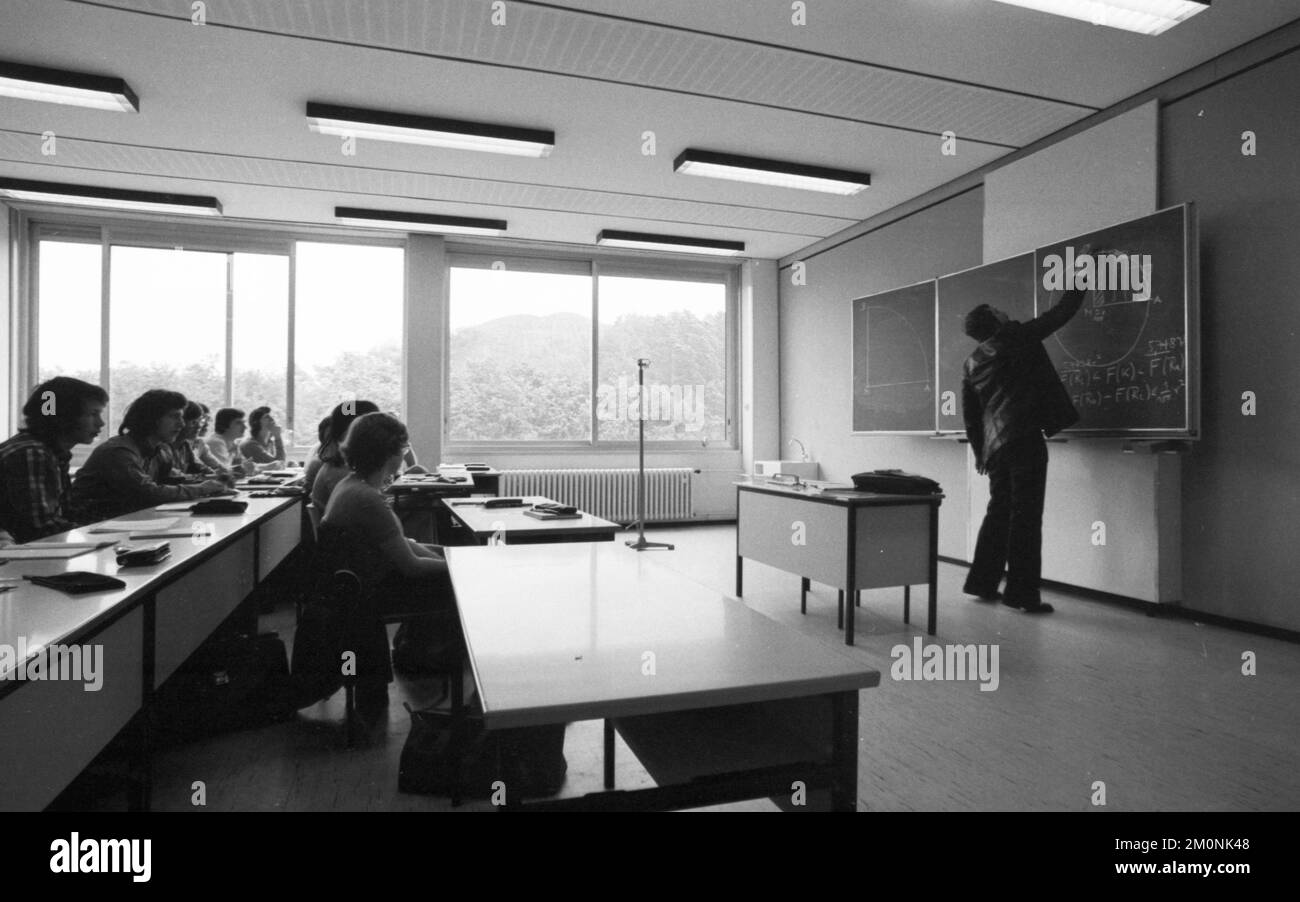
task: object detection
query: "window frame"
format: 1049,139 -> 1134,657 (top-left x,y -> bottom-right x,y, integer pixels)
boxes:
18,210 -> 406,444
444,249 -> 739,453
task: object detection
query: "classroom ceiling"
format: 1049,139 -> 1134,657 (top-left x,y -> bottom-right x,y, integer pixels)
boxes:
1,0 -> 1298,259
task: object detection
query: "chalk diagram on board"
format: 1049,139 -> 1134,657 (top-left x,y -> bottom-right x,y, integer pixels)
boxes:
1050,250 -> 1158,368
859,304 -> 932,407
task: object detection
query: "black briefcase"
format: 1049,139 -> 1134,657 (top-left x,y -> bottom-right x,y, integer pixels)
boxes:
851,470 -> 942,495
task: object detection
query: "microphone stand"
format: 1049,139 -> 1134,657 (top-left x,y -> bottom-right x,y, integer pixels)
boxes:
626,358 -> 674,552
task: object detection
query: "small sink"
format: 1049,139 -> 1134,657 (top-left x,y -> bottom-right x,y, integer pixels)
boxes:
753,460 -> 819,480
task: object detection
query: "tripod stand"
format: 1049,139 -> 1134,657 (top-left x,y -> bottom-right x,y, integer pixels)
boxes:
626,358 -> 674,552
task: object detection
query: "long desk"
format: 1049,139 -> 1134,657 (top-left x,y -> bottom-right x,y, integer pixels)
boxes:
444,542 -> 879,811
441,496 -> 619,545
0,495 -> 302,811
736,480 -> 943,645
388,466 -> 501,544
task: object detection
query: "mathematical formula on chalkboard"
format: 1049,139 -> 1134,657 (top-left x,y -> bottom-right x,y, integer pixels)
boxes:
853,203 -> 1199,438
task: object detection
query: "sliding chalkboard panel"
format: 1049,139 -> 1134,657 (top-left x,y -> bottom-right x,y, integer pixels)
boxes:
851,280 -> 936,433
935,253 -> 1035,434
1036,204 -> 1198,436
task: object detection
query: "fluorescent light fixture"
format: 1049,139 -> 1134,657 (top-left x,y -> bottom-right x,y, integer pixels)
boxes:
0,178 -> 220,215
335,207 -> 507,237
596,229 -> 745,256
0,60 -> 138,111
307,102 -> 554,157
989,0 -> 1209,35
674,149 -> 870,195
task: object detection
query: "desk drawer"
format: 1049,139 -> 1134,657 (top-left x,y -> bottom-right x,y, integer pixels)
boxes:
155,537 -> 255,688
257,503 -> 302,578
0,607 -> 144,811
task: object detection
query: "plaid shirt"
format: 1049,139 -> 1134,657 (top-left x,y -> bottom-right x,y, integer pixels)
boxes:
963,287 -> 1086,468
0,431 -> 80,542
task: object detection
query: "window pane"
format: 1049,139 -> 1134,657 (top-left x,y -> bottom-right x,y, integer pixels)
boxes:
231,253 -> 290,444
37,241 -> 101,385
294,243 -> 404,448
597,275 -> 727,442
108,246 -> 226,429
448,267 -> 592,442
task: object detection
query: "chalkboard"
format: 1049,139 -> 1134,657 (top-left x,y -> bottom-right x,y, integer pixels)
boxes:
1036,204 -> 1197,436
935,253 -> 1035,434
851,280 -> 936,433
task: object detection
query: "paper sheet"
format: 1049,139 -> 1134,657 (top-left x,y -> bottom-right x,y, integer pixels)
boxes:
0,546 -> 99,560
92,517 -> 180,533
154,502 -> 196,512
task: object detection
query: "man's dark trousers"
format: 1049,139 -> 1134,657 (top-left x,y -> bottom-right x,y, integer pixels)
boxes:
964,433 -> 1049,606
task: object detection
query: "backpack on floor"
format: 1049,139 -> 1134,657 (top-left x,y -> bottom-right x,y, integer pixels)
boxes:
398,703 -> 567,802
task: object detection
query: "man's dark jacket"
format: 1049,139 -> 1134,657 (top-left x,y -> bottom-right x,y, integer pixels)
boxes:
962,288 -> 1086,468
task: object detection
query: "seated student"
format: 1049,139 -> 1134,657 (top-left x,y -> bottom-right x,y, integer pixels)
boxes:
0,377 -> 108,542
302,415 -> 332,498
192,403 -> 227,472
240,406 -> 287,466
170,401 -> 230,482
319,412 -> 457,711
311,401 -> 426,509
72,390 -> 228,521
310,400 -> 380,510
205,408 -> 257,476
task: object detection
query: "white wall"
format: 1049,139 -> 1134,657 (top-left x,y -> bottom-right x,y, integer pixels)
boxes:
979,101 -> 1181,602
780,190 -> 983,559
404,234 -> 446,467
1,205 -> 11,433
742,259 -> 780,474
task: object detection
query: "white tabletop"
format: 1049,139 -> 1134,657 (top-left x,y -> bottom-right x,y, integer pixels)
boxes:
0,495 -> 298,681
442,496 -> 620,540
444,542 -> 879,729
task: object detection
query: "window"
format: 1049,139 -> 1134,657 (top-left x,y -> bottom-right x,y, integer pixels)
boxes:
231,253 -> 290,425
447,256 -> 735,447
108,246 -> 228,424
448,262 -> 592,442
596,273 -> 727,443
293,242 -> 404,450
30,226 -> 404,455
37,240 -> 101,386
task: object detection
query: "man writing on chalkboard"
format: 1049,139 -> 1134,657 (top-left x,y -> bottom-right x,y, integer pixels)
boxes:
961,244 -> 1093,614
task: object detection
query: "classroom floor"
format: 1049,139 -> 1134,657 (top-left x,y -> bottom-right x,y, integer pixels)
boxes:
142,523 -> 1300,812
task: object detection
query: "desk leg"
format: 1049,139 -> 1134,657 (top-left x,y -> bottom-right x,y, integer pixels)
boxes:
904,585 -> 911,624
603,720 -> 615,790
830,690 -> 859,812
837,591 -> 843,629
735,555 -> 743,597
844,516 -> 857,646
928,503 -> 939,636
800,577 -> 809,614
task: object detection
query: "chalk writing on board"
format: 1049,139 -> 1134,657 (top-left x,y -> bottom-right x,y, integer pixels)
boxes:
1058,333 -> 1186,411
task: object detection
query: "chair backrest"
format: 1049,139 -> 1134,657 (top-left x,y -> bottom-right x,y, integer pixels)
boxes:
313,521 -> 387,592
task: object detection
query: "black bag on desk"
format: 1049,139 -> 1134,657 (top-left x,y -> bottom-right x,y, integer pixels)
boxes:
398,704 -> 567,801
851,470 -> 942,495
152,630 -> 294,747
22,571 -> 127,594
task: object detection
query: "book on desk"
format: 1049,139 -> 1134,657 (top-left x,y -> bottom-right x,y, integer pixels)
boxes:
522,507 -> 581,520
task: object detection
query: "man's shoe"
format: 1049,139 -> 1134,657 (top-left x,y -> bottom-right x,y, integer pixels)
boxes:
963,583 -> 1003,602
1004,597 -> 1054,613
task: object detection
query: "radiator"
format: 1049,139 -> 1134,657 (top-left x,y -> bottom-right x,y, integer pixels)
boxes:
500,468 -> 695,524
